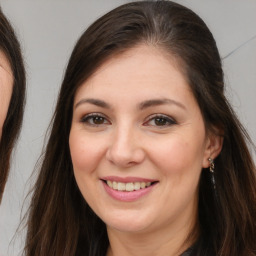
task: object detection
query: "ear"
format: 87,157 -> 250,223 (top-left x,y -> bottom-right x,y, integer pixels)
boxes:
202,129 -> 223,168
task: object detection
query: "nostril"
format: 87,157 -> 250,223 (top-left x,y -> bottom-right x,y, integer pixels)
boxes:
106,146 -> 145,167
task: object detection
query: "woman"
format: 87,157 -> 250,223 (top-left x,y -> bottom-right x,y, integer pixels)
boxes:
24,1 -> 256,255
0,6 -> 26,203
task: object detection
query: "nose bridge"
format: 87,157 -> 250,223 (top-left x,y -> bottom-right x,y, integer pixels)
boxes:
106,120 -> 144,167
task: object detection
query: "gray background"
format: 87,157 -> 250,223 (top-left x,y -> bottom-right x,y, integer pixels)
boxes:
0,0 -> 255,255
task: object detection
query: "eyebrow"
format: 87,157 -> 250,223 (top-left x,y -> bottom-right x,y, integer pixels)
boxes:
139,98 -> 186,110
75,98 -> 111,109
74,97 -> 186,110
75,98 -> 110,108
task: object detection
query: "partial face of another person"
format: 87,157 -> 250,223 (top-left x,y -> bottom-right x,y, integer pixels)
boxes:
0,51 -> 13,139
69,45 -> 214,235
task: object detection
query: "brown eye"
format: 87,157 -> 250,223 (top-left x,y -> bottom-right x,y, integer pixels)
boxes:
81,114 -> 110,126
92,116 -> 105,125
143,114 -> 176,127
154,117 -> 168,126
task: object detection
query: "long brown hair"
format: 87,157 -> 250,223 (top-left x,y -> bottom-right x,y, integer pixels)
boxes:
0,6 -> 26,202
24,1 -> 256,255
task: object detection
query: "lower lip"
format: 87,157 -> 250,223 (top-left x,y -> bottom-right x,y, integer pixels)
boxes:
102,181 -> 156,202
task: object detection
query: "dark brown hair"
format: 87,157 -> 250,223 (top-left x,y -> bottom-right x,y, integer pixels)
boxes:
0,6 -> 26,202
24,1 -> 256,255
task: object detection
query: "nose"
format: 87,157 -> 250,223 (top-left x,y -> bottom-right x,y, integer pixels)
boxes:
106,126 -> 145,168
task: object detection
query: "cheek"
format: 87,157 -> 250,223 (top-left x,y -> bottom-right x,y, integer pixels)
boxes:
0,103 -> 8,139
0,73 -> 13,132
149,134 -> 206,178
0,95 -> 11,133
69,129 -> 108,214
69,130 -> 105,174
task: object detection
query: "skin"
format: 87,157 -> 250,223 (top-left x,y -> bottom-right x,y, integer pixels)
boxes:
0,50 -> 13,139
69,45 -> 222,256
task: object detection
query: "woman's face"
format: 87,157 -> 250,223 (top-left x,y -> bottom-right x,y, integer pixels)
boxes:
0,51 -> 13,139
69,45 -> 214,236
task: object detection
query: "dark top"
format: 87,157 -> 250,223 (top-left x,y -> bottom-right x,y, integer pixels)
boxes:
180,243 -> 196,256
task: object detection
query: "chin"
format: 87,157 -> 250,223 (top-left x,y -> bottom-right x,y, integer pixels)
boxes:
107,222 -> 150,234
103,211 -> 154,234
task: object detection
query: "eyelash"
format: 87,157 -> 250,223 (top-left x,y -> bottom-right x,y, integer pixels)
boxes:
143,114 -> 177,127
80,113 -> 110,126
80,113 -> 177,128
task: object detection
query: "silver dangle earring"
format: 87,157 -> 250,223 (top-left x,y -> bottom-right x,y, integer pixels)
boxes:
208,157 -> 216,190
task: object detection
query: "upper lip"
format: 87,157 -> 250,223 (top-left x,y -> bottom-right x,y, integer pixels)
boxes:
101,176 -> 158,183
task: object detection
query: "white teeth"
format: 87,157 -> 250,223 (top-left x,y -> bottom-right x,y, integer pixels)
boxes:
106,181 -> 152,191
140,182 -> 146,189
113,181 -> 118,190
117,182 -> 126,191
126,183 -> 134,192
134,182 -> 140,190
107,180 -> 113,188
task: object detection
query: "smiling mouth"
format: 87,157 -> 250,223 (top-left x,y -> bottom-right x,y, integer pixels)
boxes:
103,180 -> 157,192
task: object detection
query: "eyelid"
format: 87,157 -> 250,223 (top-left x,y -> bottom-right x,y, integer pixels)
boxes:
80,112 -> 111,125
143,113 -> 177,127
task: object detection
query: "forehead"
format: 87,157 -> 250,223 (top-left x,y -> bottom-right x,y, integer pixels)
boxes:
75,45 -> 192,100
